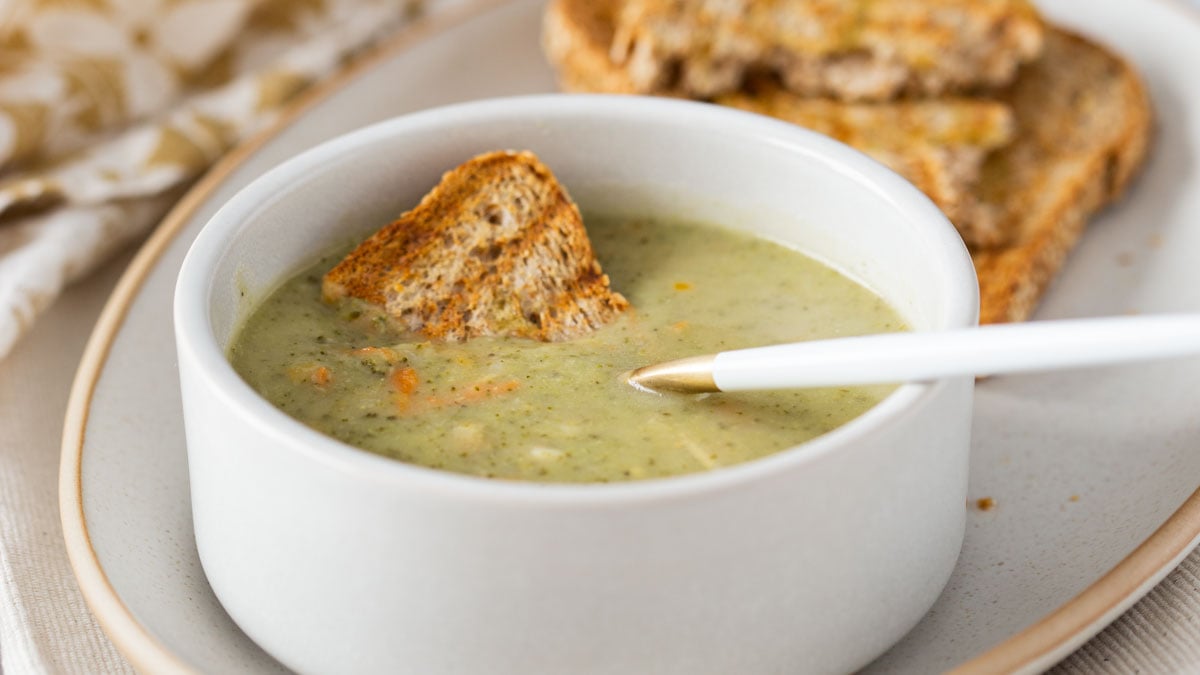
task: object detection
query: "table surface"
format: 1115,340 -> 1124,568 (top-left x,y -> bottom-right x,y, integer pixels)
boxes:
5,1 -> 1200,671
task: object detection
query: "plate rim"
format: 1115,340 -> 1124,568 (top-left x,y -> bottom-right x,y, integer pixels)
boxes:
57,0 -> 1200,673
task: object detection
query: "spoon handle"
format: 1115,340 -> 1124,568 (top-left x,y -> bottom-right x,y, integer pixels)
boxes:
713,314 -> 1200,391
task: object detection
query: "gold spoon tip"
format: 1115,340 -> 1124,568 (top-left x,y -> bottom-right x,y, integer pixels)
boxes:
622,370 -> 663,396
624,355 -> 720,395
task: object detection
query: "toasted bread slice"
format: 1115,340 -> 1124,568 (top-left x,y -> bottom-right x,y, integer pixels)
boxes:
544,0 -> 1154,325
602,0 -> 1043,101
970,29 -> 1152,324
544,0 -> 1018,247
323,151 -> 629,342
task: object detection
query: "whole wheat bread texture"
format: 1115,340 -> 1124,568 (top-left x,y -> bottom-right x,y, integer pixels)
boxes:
543,0 -> 1017,247
605,0 -> 1044,101
323,151 -> 629,341
969,29 -> 1152,324
542,0 -> 1152,324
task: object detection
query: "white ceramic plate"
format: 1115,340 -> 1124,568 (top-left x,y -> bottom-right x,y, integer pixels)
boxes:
61,0 -> 1200,673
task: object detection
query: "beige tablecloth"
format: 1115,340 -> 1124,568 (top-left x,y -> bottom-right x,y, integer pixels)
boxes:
0,0 -> 426,361
3,1 -> 1200,673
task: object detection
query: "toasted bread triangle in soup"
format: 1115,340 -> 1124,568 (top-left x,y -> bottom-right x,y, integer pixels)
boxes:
322,150 -> 630,341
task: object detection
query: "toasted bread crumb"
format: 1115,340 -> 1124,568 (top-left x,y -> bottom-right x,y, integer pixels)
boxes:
323,151 -> 629,342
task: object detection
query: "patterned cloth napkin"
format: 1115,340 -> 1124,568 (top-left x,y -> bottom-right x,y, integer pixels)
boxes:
0,0 -> 427,360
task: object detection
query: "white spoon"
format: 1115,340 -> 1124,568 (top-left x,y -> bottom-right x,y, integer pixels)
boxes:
626,314 -> 1200,394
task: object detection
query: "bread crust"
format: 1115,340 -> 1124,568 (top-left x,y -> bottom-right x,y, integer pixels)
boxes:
970,29 -> 1153,323
323,151 -> 629,341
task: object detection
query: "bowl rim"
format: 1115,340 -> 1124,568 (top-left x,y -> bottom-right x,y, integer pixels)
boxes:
173,93 -> 980,505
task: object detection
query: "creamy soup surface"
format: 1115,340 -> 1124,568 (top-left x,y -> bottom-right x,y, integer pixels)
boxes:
229,217 -> 906,483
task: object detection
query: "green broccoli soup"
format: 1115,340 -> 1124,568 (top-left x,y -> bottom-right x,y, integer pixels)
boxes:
228,217 -> 906,483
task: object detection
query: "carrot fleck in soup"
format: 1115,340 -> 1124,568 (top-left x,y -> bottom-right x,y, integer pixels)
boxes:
228,216 -> 906,483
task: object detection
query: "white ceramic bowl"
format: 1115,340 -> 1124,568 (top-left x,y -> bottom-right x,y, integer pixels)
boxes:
174,95 -> 979,675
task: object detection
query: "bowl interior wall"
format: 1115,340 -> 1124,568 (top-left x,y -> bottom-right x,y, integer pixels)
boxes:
207,108 -> 966,346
